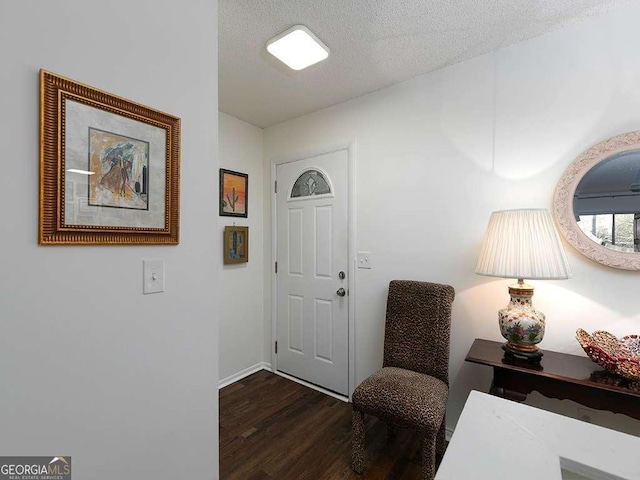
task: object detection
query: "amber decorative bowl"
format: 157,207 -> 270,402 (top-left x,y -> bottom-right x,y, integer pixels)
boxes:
576,329 -> 640,381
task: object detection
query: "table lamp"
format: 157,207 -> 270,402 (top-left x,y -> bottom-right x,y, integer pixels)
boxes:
475,209 -> 571,363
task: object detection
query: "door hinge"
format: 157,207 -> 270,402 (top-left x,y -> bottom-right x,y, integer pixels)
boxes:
275,341 -> 278,354
275,261 -> 278,274
274,181 -> 277,194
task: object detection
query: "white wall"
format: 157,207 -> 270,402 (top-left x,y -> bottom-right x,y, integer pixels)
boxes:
263,4 -> 640,435
218,113 -> 265,383
0,1 -> 220,478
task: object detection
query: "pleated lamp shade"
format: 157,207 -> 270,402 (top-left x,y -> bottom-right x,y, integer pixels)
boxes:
475,209 -> 571,280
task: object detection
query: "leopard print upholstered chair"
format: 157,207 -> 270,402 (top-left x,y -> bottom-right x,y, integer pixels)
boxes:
351,280 -> 455,480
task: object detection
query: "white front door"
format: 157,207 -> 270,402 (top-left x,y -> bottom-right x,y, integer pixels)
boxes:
276,149 -> 349,395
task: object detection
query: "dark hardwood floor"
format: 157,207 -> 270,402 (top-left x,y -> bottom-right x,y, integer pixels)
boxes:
219,370 -> 442,479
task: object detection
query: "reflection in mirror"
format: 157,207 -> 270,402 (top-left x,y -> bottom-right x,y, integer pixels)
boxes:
576,214 -> 638,252
573,150 -> 640,253
553,131 -> 640,270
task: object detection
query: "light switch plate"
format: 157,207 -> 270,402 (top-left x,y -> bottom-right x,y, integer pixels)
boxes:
143,259 -> 165,294
357,251 -> 373,269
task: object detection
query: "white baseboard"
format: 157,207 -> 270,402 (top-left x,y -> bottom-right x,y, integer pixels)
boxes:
218,362 -> 272,389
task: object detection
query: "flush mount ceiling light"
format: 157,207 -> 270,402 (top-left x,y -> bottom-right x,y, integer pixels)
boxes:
266,25 -> 329,71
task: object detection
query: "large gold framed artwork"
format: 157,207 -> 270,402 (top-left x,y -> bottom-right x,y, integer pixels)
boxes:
39,70 -> 181,245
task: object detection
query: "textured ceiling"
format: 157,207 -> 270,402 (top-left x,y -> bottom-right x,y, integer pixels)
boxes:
219,0 -> 632,128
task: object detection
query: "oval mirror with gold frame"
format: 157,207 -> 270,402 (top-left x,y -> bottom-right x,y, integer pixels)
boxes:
553,131 -> 640,270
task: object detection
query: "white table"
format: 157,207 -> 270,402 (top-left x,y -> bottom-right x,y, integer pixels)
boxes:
436,391 -> 640,480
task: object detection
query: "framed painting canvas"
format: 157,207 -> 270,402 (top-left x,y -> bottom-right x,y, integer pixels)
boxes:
219,169 -> 248,218
39,70 -> 181,245
224,226 -> 248,264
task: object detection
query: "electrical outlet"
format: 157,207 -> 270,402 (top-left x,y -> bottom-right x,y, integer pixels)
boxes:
357,251 -> 373,269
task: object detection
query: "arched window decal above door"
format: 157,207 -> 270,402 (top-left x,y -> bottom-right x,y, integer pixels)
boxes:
289,168 -> 333,200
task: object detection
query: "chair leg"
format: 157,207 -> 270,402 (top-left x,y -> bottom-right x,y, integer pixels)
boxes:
352,408 -> 365,474
436,416 -> 447,456
420,433 -> 437,480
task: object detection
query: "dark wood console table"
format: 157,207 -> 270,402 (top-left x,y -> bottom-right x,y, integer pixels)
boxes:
465,338 -> 640,421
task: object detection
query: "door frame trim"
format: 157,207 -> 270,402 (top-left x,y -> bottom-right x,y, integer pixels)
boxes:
270,142 -> 356,398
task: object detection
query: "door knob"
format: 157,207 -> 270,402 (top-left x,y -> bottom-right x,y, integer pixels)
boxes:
336,287 -> 346,297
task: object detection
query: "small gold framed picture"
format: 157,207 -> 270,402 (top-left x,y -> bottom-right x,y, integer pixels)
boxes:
223,226 -> 248,264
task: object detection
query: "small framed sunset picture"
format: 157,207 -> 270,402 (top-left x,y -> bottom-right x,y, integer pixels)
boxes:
219,168 -> 248,218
